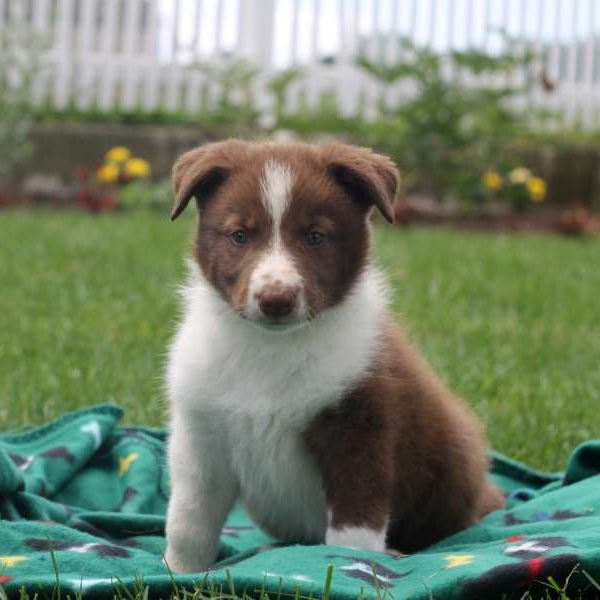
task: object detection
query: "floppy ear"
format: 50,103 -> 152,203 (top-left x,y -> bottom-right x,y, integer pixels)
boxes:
171,140 -> 245,221
321,144 -> 399,223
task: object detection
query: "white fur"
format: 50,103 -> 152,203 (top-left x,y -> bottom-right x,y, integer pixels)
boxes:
245,161 -> 307,322
260,160 -> 293,228
325,525 -> 388,552
165,262 -> 390,572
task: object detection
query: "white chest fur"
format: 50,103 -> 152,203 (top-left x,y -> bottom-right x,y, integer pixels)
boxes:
166,263 -> 388,544
228,412 -> 327,542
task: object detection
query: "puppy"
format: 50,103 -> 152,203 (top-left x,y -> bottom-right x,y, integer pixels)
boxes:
164,140 -> 503,573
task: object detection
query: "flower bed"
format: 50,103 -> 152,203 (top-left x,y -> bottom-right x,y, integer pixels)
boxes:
75,146 -> 151,213
395,200 -> 600,236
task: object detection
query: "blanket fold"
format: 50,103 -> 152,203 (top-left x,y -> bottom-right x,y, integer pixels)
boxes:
1,405 -> 599,599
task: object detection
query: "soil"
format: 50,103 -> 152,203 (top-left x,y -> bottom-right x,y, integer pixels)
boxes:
394,201 -> 600,237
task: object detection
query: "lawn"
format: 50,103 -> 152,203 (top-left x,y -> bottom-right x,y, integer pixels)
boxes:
1,209 -> 599,471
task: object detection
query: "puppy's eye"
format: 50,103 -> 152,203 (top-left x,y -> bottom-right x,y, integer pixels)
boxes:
230,230 -> 250,246
306,230 -> 326,247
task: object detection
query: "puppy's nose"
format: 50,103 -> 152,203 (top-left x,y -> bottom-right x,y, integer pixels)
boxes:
258,286 -> 298,318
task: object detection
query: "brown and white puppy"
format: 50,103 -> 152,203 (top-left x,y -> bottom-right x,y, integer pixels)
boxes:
164,140 -> 503,573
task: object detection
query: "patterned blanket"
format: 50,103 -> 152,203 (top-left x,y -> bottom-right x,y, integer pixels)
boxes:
1,405 -> 599,598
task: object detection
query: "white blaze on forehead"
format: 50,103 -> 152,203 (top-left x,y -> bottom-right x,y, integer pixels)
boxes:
260,160 -> 293,229
245,160 -> 307,323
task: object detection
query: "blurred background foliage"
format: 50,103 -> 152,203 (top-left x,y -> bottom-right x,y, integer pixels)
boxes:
7,34 -> 597,220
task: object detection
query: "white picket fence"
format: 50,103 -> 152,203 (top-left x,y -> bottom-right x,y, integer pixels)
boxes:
2,0 -> 600,128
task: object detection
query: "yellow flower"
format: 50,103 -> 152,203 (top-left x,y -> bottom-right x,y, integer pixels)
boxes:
97,163 -> 120,184
124,158 -> 151,178
482,171 -> 503,191
106,146 -> 131,163
508,167 -> 532,185
527,177 -> 547,202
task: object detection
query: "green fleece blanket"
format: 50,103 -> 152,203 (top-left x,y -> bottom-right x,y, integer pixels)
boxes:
1,405 -> 600,599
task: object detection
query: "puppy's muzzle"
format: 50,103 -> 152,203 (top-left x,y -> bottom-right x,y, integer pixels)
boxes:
257,285 -> 299,319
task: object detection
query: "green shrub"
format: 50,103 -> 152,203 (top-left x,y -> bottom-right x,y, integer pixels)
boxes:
0,27 -> 45,186
118,178 -> 173,212
25,38 -> 562,208
264,38 -> 543,206
353,39 -> 539,204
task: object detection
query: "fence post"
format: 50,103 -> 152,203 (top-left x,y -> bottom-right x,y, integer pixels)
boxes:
31,0 -> 51,106
238,0 -> 275,69
76,0 -> 96,110
164,0 -> 182,111
583,0 -> 597,129
53,0 -> 75,110
99,0 -> 119,111
238,0 -> 276,124
142,0 -> 160,111
120,0 -> 142,111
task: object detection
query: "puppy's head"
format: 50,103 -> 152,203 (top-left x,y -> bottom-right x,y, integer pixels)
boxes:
172,140 -> 398,331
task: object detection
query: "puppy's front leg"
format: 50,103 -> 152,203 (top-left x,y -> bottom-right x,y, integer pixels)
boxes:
165,415 -> 238,573
305,395 -> 393,553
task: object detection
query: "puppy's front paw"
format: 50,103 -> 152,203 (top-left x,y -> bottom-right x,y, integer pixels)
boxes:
164,545 -> 215,574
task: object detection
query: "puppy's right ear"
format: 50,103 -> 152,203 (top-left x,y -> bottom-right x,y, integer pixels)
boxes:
171,140 -> 245,221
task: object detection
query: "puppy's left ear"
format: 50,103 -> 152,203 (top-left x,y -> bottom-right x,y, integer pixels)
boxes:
321,144 -> 399,223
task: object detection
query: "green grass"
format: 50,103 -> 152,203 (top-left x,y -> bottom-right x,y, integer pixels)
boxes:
2,209 -> 600,598
2,210 -> 600,471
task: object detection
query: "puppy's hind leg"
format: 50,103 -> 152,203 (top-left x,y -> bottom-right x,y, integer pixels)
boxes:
305,394 -> 394,553
476,481 -> 505,519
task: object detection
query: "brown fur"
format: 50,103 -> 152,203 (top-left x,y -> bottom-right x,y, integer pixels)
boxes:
306,320 -> 504,552
172,139 -> 503,553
